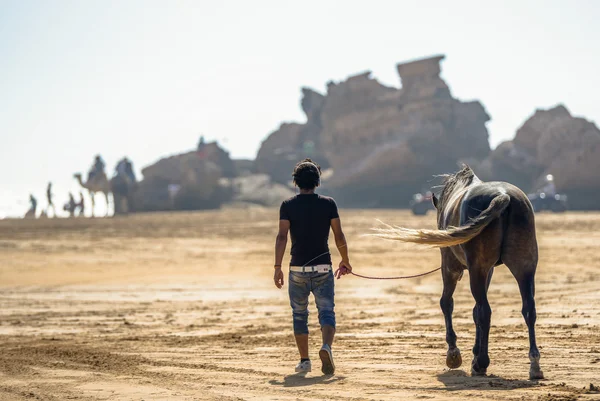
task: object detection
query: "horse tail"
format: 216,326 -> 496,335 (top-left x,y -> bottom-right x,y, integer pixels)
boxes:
373,193 -> 510,248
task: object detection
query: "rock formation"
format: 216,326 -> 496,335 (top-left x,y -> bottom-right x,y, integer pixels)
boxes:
232,159 -> 255,176
133,141 -> 233,212
231,174 -> 295,207
255,88 -> 329,185
256,55 -> 491,206
197,140 -> 237,178
473,105 -> 600,209
321,56 -> 490,205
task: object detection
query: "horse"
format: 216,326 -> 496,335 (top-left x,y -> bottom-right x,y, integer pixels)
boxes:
373,165 -> 543,380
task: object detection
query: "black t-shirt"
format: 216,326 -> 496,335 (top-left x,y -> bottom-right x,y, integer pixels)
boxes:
279,194 -> 339,266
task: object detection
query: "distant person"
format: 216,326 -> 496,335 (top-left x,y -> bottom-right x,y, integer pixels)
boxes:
541,174 -> 556,196
78,192 -> 85,216
115,157 -> 128,179
124,158 -> 136,182
116,158 -> 126,175
88,155 -> 106,181
26,194 -> 38,218
274,158 -> 352,375
64,193 -> 77,217
116,157 -> 136,182
197,135 -> 206,151
197,136 -> 208,159
46,182 -> 56,217
29,194 -> 37,214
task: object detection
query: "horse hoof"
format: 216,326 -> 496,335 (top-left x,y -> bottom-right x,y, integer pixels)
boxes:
446,348 -> 462,369
471,360 -> 487,376
529,369 -> 544,380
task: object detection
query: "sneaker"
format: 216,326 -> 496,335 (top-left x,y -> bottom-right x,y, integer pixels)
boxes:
295,360 -> 312,373
319,344 -> 335,375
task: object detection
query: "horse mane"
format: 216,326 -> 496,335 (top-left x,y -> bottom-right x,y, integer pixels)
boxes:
438,164 -> 476,208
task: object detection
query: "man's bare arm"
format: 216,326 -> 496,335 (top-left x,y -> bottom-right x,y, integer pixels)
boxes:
274,219 -> 290,288
331,218 -> 352,278
275,220 -> 290,266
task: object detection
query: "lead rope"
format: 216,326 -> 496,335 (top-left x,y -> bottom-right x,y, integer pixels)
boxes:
301,244 -> 441,280
349,267 -> 441,280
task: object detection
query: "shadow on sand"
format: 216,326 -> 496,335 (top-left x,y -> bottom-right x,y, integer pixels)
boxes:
436,369 -> 541,391
269,372 -> 345,388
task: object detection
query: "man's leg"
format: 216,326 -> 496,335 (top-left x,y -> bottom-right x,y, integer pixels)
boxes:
289,272 -> 311,370
313,271 -> 336,343
313,271 -> 336,374
321,325 -> 335,347
294,334 -> 309,360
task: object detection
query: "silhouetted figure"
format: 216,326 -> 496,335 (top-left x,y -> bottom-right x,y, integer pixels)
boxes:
46,182 -> 56,217
124,159 -> 136,182
64,192 -> 77,217
29,194 -> 37,214
78,192 -> 85,216
88,155 -> 106,181
25,194 -> 38,218
116,157 -> 136,182
197,136 -> 208,159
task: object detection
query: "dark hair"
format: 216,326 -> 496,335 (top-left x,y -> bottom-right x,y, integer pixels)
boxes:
292,158 -> 321,189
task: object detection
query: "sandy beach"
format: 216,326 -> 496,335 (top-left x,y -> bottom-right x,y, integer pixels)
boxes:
0,208 -> 599,400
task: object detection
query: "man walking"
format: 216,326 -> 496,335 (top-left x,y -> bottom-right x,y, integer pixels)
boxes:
46,182 -> 56,217
29,194 -> 37,214
273,159 -> 352,375
78,192 -> 85,216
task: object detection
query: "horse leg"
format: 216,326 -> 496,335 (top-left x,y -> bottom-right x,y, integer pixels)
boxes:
90,193 -> 95,218
513,270 -> 544,380
469,266 -> 493,376
500,194 -> 542,380
472,266 -> 495,358
105,192 -> 110,217
440,252 -> 463,368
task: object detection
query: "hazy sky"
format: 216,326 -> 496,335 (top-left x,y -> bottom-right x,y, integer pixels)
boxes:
1,0 -> 599,217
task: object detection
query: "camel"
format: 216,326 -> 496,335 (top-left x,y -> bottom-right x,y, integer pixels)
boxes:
74,172 -> 111,217
110,174 -> 136,215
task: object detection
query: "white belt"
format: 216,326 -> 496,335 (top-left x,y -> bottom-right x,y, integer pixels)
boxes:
290,264 -> 332,273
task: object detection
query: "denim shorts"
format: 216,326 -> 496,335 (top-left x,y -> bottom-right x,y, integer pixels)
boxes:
288,270 -> 335,335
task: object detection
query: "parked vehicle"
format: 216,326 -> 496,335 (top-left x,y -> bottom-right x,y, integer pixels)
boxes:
527,192 -> 568,213
410,192 -> 436,215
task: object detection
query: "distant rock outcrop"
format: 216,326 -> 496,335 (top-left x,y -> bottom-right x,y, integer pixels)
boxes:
255,88 -> 329,185
320,56 -> 490,205
256,55 -> 491,206
474,105 -> 600,209
231,174 -> 295,207
197,140 -> 237,178
134,141 -> 233,212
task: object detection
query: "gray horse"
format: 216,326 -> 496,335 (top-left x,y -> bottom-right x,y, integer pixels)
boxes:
374,165 -> 543,380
